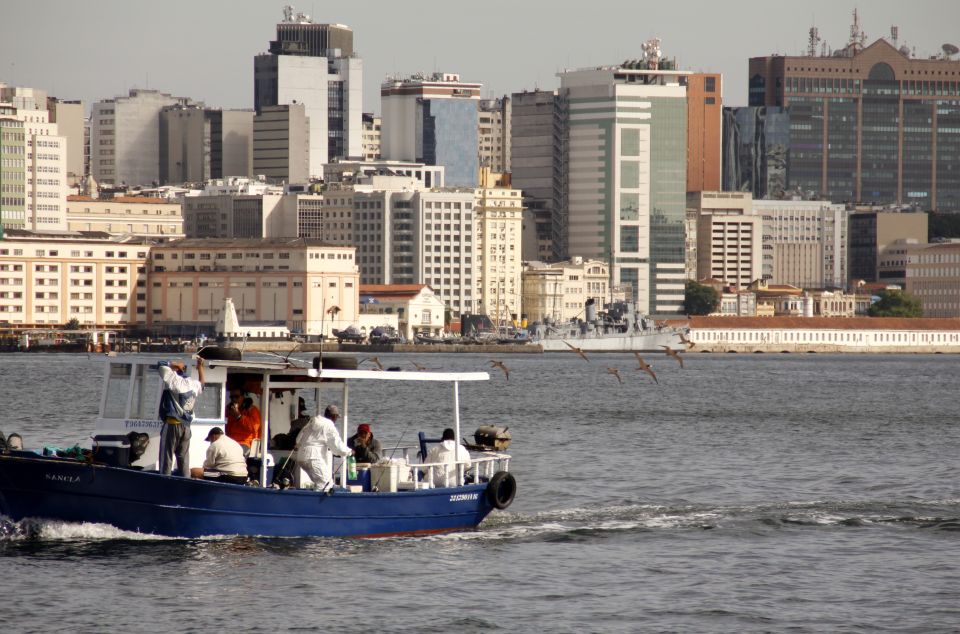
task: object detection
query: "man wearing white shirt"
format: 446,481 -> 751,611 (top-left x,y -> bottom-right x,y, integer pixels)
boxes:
202,427 -> 248,485
294,406 -> 352,492
423,428 -> 472,488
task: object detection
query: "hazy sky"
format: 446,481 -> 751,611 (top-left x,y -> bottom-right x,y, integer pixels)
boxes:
2,0 -> 956,114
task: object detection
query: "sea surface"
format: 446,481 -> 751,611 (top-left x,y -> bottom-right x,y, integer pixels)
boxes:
1,352 -> 960,633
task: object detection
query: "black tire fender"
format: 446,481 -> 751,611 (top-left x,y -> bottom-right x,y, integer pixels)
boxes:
486,471 -> 517,510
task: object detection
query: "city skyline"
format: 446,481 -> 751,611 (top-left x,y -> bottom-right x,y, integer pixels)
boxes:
2,0 -> 954,115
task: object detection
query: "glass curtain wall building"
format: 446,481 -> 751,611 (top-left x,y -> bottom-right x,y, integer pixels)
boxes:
749,38 -> 960,210
557,63 -> 688,315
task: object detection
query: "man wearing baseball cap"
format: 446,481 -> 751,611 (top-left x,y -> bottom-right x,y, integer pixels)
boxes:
347,422 -> 382,464
201,427 -> 248,485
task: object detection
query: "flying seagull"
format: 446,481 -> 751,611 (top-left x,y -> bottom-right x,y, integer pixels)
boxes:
563,341 -> 590,362
606,367 -> 624,384
411,361 -> 428,371
489,360 -> 510,381
360,356 -> 384,371
678,332 -> 696,349
660,345 -> 684,369
633,352 -> 658,384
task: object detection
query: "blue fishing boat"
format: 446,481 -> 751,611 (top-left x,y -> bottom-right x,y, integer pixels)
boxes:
0,351 -> 516,538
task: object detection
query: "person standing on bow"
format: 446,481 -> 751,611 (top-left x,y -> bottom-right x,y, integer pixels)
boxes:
158,357 -> 204,477
294,406 -> 352,492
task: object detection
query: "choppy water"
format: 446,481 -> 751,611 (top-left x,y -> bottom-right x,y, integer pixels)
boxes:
1,352 -> 960,632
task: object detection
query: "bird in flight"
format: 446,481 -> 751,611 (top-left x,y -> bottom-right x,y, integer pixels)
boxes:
678,332 -> 696,349
489,360 -> 510,380
633,352 -> 658,383
410,361 -> 428,371
660,346 -> 684,368
360,357 -> 384,371
563,341 -> 590,362
606,367 -> 623,384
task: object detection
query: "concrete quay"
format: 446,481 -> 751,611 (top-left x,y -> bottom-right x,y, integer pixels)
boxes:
241,341 -> 544,354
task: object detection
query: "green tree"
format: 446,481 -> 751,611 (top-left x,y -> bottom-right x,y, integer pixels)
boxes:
64,318 -> 81,330
867,289 -> 923,318
683,280 -> 720,316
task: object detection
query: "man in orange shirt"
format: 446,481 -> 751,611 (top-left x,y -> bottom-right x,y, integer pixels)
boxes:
225,389 -> 261,453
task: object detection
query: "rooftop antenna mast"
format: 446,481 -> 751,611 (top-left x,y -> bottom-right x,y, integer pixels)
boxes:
848,9 -> 867,54
807,26 -> 821,57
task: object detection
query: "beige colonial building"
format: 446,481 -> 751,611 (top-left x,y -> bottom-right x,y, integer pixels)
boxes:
0,229 -> 151,329
148,238 -> 358,337
475,170 -> 522,321
66,195 -> 184,238
359,284 -> 446,339
522,257 -> 612,323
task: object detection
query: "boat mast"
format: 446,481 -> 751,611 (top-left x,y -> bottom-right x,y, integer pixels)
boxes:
453,381 -> 462,483
259,372 -> 271,487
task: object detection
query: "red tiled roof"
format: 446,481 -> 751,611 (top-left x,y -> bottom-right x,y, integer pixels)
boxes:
690,316 -> 960,331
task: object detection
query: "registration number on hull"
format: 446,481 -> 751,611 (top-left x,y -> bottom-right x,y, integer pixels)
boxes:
449,493 -> 479,502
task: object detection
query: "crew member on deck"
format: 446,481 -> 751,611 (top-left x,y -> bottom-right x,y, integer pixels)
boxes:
348,423 -> 382,464
158,357 -> 204,477
423,428 -> 472,488
201,427 -> 249,485
294,409 -> 352,493
225,388 -> 261,453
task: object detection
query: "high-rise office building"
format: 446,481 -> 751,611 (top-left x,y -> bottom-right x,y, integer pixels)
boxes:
361,113 -> 381,160
749,14 -> 960,210
557,47 -> 688,315
721,106 -> 790,199
159,106 -> 253,184
686,73 -> 722,193
381,72 -> 481,187
478,97 -> 511,174
89,89 -> 195,187
253,104 -> 309,183
254,9 -> 362,177
510,89 -> 560,262
46,98 -> 85,187
848,210 -> 928,284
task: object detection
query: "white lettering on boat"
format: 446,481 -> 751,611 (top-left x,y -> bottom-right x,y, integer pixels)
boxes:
124,419 -> 163,429
45,473 -> 80,484
449,493 -> 479,502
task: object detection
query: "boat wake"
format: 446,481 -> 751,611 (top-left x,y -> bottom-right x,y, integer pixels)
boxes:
0,516 -> 184,542
448,498 -> 960,543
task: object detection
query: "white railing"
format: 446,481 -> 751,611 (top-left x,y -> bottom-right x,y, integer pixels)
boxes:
406,453 -> 511,490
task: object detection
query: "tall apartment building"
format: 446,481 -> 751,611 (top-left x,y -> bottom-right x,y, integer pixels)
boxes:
0,229 -> 151,328
253,104 -> 309,183
46,98 -> 85,187
0,84 -> 68,232
67,195 -> 184,238
696,212 -> 763,288
752,199 -> 848,289
848,210 -> 928,284
749,16 -> 960,210
510,89 -> 561,262
474,170 -> 522,320
557,53 -> 688,315
521,257 -> 612,323
478,97 -> 511,174
159,106 -> 253,184
89,89 -> 195,187
381,72 -> 481,187
254,10 -> 362,177
685,73 -> 722,193
148,237 -> 358,337
361,113 -> 381,160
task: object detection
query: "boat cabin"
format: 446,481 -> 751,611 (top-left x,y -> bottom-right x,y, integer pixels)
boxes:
92,354 -> 510,492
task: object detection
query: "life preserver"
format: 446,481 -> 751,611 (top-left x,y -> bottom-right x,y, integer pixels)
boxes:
486,471 -> 517,509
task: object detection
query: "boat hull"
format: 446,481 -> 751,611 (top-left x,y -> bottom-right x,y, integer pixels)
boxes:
0,454 -> 498,538
536,330 -> 684,352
